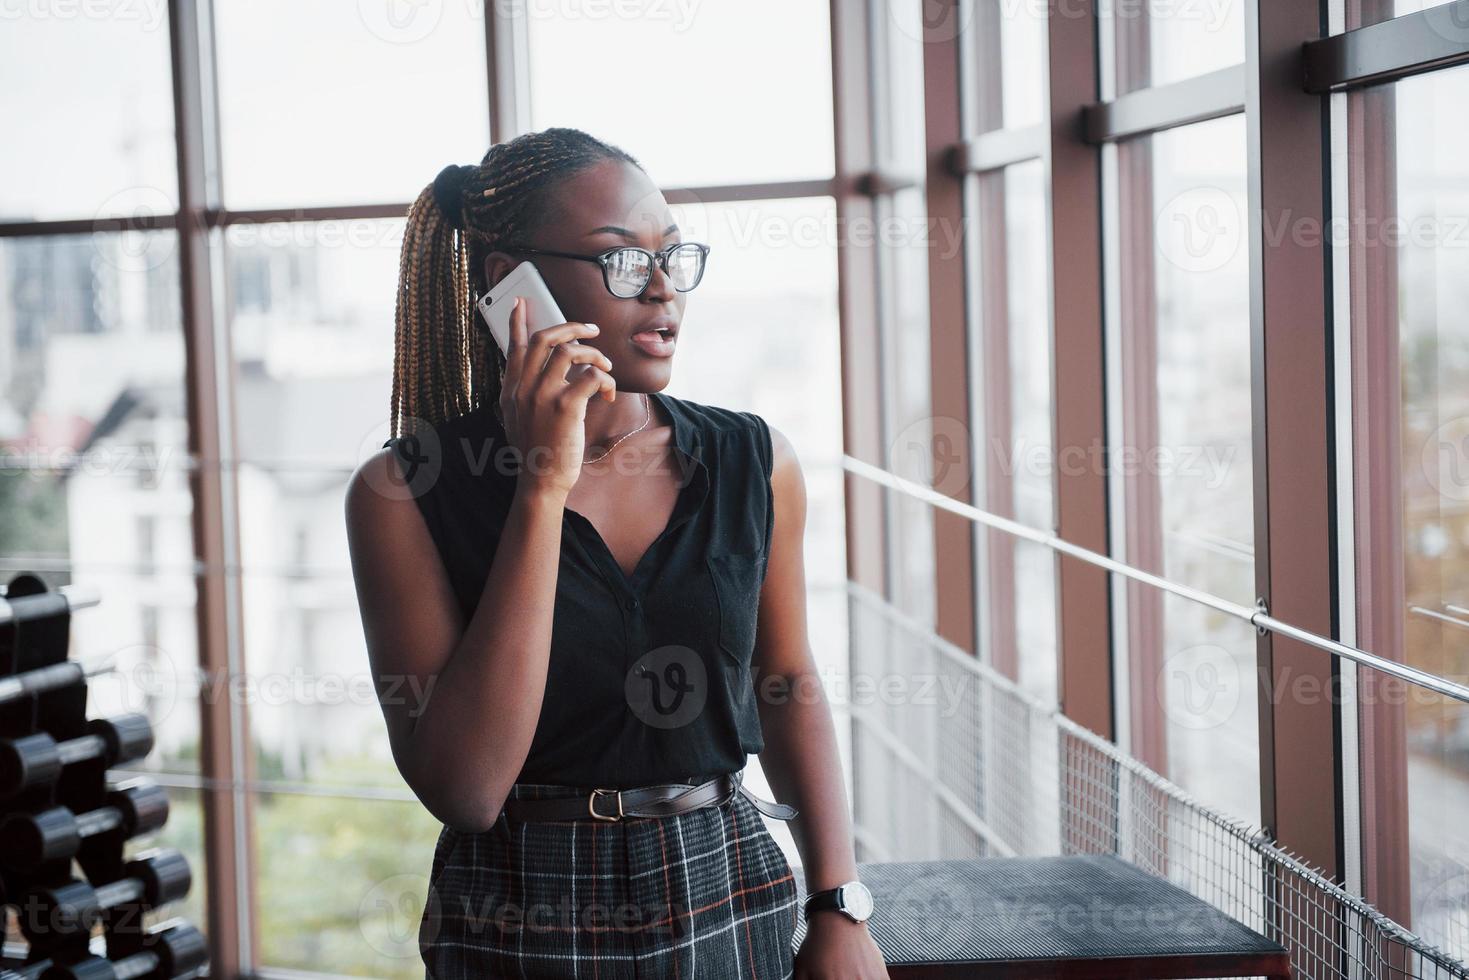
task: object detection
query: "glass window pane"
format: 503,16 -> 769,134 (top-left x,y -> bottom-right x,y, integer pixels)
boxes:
1151,118 -> 1253,609
0,232 -> 199,776
1114,1 -> 1246,93
999,1 -> 1047,129
0,12 -> 177,220
1115,114 -> 1258,825
240,443 -> 435,790
1408,697 -> 1469,960
1005,160 -> 1057,702
962,1 -> 1049,141
224,218 -> 404,786
875,13 -> 934,620
882,187 -> 936,626
873,0 -> 930,639
968,160 -> 1056,701
1353,62 -> 1469,959
1003,163 -> 1052,539
214,1 -> 489,209
227,217 -> 401,463
83,607 -> 202,777
877,0 -> 928,178
528,1 -> 834,187
1156,601 -> 1260,818
874,0 -> 930,652
255,791 -> 442,974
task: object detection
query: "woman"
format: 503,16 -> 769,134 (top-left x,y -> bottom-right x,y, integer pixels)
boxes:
346,127 -> 888,978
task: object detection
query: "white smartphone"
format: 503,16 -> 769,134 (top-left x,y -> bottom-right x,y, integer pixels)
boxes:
476,260 -> 594,380
478,260 -> 599,382
477,260 -> 563,353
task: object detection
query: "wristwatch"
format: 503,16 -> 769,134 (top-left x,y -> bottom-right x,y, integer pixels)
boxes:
802,879 -> 874,923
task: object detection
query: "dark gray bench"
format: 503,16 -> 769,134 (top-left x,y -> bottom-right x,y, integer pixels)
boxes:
792,856 -> 1291,979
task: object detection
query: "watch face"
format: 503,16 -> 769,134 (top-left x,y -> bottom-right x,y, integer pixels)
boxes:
839,881 -> 874,922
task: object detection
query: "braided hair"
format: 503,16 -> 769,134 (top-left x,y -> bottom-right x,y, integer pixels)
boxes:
389,127 -> 643,439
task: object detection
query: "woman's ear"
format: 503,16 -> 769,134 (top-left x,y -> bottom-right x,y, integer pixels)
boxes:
483,251 -> 520,292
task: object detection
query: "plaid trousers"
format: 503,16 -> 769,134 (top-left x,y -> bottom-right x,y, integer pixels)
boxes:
420,777 -> 800,978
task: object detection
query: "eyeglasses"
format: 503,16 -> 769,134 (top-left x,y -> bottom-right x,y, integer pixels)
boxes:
502,242 -> 711,299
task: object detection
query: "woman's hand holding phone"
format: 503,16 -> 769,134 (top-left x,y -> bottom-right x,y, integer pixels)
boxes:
498,296 -> 617,501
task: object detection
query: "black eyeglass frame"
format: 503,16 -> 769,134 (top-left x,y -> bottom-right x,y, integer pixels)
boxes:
501,242 -> 711,299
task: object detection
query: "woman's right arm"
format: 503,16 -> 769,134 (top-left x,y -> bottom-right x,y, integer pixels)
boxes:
345,299 -> 614,833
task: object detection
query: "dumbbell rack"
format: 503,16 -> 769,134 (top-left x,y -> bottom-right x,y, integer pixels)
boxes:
0,573 -> 208,978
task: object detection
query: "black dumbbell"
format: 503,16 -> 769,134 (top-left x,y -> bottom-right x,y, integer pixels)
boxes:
0,714 -> 154,800
0,656 -> 117,708
0,778 -> 169,872
39,920 -> 206,980
0,960 -> 49,980
20,848 -> 191,943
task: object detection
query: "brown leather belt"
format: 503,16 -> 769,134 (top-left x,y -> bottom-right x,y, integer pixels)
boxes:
501,769 -> 797,824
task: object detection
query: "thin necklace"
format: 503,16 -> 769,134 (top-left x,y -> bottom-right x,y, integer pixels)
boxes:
583,393 -> 651,464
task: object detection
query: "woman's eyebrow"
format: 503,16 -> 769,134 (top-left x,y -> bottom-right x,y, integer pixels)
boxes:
583,223 -> 680,240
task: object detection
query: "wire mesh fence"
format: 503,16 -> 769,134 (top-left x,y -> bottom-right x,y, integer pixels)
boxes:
846,584 -> 1469,980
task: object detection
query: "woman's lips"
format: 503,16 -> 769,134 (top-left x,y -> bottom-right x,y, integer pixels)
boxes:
630,328 -> 676,357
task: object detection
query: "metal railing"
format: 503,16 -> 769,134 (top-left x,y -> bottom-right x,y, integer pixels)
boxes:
843,454 -> 1469,706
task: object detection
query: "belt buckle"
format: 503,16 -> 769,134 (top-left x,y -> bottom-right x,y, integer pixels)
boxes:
588,787 -> 624,822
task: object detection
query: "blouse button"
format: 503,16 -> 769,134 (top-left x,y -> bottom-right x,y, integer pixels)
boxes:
626,596 -> 639,611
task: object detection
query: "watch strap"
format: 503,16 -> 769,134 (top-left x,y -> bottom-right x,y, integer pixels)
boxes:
803,887 -> 843,918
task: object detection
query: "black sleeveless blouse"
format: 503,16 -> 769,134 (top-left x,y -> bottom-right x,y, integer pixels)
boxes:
382,390 -> 775,790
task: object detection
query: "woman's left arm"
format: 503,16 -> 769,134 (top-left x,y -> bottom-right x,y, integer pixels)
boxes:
753,423 -> 890,979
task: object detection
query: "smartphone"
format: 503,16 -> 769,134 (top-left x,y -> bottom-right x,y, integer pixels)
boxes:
476,261 -> 594,381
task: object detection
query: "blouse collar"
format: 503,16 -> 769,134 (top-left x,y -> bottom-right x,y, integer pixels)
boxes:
649,389 -> 703,466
